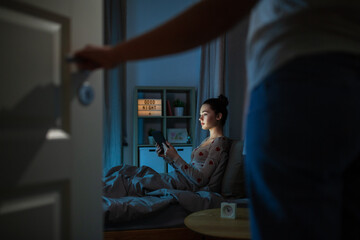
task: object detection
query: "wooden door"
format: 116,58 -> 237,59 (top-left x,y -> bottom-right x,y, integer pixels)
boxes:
0,1 -> 103,239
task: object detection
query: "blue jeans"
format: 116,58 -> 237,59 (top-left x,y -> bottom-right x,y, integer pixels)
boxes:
245,53 -> 360,240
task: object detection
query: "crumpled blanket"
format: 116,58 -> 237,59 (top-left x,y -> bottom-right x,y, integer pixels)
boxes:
103,165 -> 228,223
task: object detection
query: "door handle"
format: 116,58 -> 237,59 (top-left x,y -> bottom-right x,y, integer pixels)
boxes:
67,57 -> 95,106
77,80 -> 94,106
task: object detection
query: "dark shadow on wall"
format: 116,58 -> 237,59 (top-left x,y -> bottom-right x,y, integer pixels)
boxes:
225,16 -> 249,140
0,84 -> 61,197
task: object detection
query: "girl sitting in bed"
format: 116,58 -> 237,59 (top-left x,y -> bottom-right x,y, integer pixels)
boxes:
103,95 -> 231,198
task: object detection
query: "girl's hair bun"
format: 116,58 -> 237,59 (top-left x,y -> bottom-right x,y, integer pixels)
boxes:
218,94 -> 229,107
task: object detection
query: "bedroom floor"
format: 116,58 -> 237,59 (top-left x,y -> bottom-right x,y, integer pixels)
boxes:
104,227 -> 246,240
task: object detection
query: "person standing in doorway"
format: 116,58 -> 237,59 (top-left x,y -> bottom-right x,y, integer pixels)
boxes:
74,0 -> 360,239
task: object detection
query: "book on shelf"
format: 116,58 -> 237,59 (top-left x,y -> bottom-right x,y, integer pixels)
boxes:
166,100 -> 173,116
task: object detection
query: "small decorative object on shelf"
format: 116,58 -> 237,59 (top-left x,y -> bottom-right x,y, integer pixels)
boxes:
148,128 -> 156,145
167,128 -> 188,143
166,100 -> 173,116
138,99 -> 162,116
173,99 -> 185,116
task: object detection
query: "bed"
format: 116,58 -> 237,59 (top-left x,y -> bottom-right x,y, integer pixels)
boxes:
103,140 -> 247,240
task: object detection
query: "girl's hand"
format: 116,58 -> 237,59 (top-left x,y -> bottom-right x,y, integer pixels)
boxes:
156,143 -> 165,158
162,141 -> 180,161
156,143 -> 172,163
73,45 -> 116,70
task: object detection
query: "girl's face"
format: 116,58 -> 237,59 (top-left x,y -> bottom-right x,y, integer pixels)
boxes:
199,104 -> 221,130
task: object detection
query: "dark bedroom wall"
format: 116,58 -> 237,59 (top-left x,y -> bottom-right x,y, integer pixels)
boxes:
225,16 -> 250,141
123,0 -> 201,165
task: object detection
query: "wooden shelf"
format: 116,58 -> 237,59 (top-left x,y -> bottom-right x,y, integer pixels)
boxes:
134,86 -> 196,173
166,116 -> 192,119
138,116 -> 165,119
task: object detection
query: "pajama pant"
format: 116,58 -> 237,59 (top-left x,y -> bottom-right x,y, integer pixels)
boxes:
245,53 -> 360,240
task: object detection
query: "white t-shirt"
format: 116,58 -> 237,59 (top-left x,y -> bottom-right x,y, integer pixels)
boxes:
246,0 -> 360,92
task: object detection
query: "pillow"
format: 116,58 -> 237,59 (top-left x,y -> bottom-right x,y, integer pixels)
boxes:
221,140 -> 246,198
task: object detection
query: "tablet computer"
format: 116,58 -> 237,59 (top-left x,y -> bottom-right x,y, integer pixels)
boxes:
152,131 -> 169,153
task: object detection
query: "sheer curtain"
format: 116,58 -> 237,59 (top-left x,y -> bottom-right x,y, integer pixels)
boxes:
103,0 -> 127,176
195,17 -> 250,146
194,36 -> 227,147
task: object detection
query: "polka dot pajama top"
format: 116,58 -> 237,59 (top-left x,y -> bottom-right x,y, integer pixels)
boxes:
170,136 -> 231,187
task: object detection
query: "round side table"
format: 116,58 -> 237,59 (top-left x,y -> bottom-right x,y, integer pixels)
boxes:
184,208 -> 251,239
